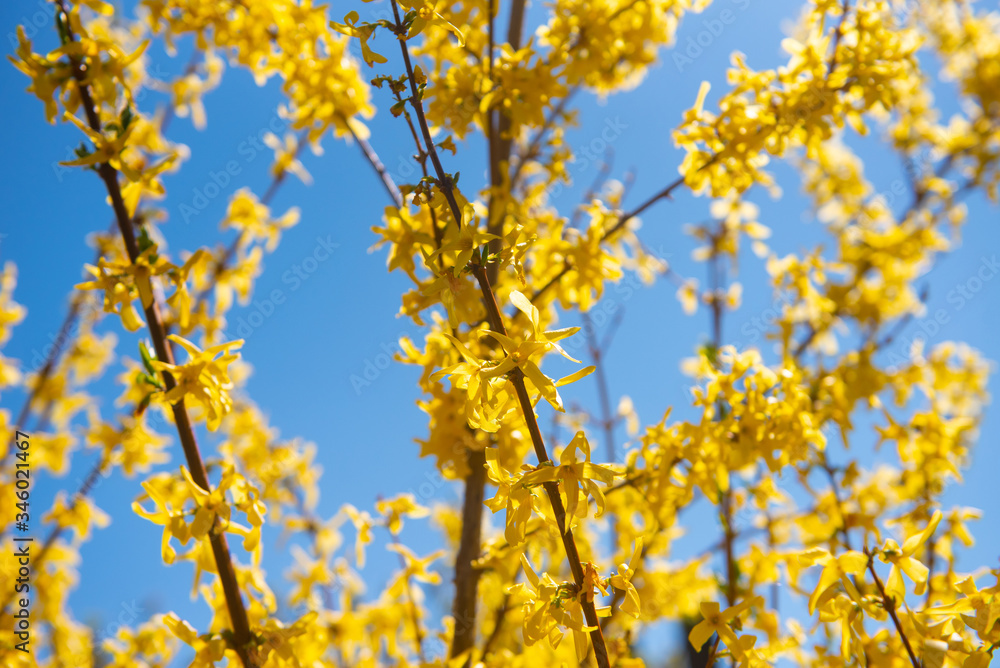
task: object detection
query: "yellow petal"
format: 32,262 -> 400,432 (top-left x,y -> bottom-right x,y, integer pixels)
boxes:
688,619 -> 715,651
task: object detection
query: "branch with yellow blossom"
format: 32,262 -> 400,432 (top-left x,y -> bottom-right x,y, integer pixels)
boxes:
1,291 -> 89,469
521,159 -> 718,312
688,596 -> 765,664
187,128 -> 311,316
383,2 -> 612,663
703,223 -> 740,609
471,263 -> 613,667
864,547 -> 921,668
1,55 -> 198,469
51,0 -> 257,663
0,450 -> 109,614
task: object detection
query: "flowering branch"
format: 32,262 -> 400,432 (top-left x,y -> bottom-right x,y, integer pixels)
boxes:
387,3 -> 610,663
52,1 -> 256,664
865,548 -> 921,668
472,262 -> 612,668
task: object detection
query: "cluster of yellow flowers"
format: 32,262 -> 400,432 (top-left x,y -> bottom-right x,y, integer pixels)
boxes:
3,0 -> 1000,666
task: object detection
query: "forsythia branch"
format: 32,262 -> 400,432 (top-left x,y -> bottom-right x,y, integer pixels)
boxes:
865,548 -> 921,668
389,2 -> 611,663
52,1 -> 257,664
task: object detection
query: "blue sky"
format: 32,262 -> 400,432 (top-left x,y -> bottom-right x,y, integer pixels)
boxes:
2,0 -> 999,663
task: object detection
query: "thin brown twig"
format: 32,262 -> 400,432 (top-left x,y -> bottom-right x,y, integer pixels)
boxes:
1,53 -> 196,469
819,452 -> 854,551
706,231 -> 737,610
382,517 -> 428,663
54,1 -> 256,663
349,121 -> 403,208
527,167 -> 700,306
865,549 -> 921,668
1,293 -> 86,468
706,634 -> 723,667
582,311 -> 619,553
480,592 -> 510,658
0,453 -> 109,613
472,263 -> 612,668
827,0 -> 853,76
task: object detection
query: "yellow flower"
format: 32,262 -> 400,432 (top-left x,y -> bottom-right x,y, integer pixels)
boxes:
677,279 -> 699,315
420,270 -> 474,329
163,613 -> 227,668
60,110 -> 136,171
9,27 -> 67,123
520,431 -> 617,524
223,188 -> 300,253
330,12 -> 387,67
76,248 -> 173,331
376,493 -> 430,535
430,333 -> 514,431
483,290 -> 594,412
609,538 -> 644,619
180,465 -> 264,552
432,203 -> 498,277
342,503 -> 375,568
86,415 -> 169,476
150,335 -> 243,431
878,509 -> 942,602
120,153 -> 177,217
385,544 -> 446,598
166,249 -> 209,334
688,596 -> 763,658
43,491 -> 110,542
484,446 -> 537,545
801,548 -> 868,614
169,48 -> 222,130
398,0 -> 465,45
254,612 -> 320,666
263,132 -> 312,185
512,554 -> 594,652
371,205 -> 436,282
131,474 -> 192,564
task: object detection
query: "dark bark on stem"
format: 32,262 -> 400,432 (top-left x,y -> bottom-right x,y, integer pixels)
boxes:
54,2 -> 256,663
866,552 -> 921,668
391,4 -> 492,661
450,448 -> 486,661
472,265 -> 611,668
388,7 -> 610,662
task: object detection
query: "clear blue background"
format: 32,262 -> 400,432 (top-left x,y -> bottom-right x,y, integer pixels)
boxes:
1,0 -> 998,663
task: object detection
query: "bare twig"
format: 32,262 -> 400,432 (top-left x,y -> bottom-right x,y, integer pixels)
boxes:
582,312 -> 619,552
349,121 -> 404,208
